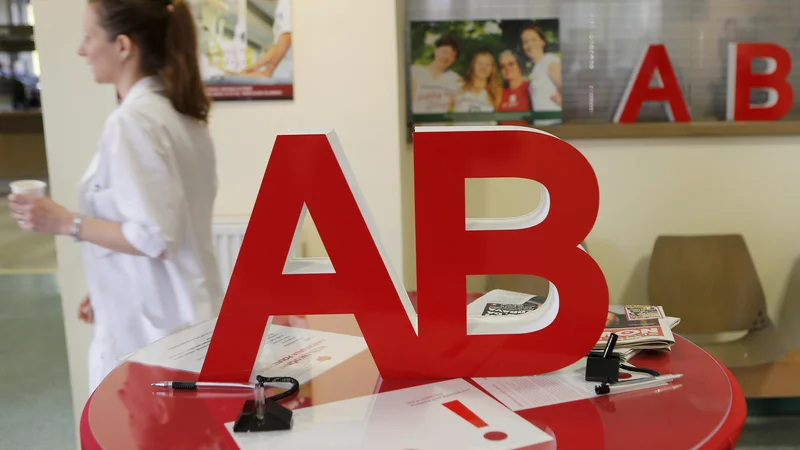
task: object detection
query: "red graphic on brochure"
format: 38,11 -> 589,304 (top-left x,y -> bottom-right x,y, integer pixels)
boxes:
601,327 -> 664,340
443,400 -> 509,442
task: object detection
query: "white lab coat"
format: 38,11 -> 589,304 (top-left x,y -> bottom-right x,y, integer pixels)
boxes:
271,0 -> 293,80
78,77 -> 223,392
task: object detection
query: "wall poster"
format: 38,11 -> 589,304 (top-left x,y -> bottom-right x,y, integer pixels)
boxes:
409,19 -> 561,126
189,0 -> 293,100
406,0 -> 800,127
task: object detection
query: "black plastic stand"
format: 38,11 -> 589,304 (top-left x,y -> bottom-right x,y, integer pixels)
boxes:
585,333 -> 621,383
232,376 -> 299,433
233,399 -> 293,432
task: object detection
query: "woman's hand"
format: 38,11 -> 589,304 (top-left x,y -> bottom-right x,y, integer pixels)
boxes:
240,61 -> 269,75
550,91 -> 562,106
240,65 -> 259,75
7,194 -> 75,235
240,65 -> 273,78
78,296 -> 94,324
259,66 -> 275,78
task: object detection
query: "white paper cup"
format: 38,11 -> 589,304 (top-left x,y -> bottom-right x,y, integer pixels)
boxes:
9,180 -> 47,229
10,179 -> 47,197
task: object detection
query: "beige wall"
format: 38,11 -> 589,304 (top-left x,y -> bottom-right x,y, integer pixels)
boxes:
578,135 -> 800,319
402,135 -> 800,322
34,0 -> 406,432
32,0 -> 800,437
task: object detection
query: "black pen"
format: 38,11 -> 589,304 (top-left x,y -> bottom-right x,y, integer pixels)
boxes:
602,333 -> 618,359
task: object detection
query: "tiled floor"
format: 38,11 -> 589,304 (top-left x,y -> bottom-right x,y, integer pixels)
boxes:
0,273 -> 75,449
0,197 -> 58,275
0,196 -> 75,449
737,415 -> 800,449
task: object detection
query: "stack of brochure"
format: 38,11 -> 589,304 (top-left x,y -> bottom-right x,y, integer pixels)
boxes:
466,290 -> 680,362
594,304 -> 681,361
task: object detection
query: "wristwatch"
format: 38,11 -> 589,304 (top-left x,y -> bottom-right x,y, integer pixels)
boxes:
70,214 -> 84,242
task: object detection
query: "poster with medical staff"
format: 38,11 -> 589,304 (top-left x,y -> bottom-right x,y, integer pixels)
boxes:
408,19 -> 561,126
189,0 -> 293,100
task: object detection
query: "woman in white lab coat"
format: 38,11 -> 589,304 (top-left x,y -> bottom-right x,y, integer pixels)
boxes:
7,0 -> 223,392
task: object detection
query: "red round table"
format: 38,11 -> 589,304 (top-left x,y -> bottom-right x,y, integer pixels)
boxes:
80,312 -> 746,450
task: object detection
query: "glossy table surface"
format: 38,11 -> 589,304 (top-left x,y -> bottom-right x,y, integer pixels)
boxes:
81,311 -> 746,450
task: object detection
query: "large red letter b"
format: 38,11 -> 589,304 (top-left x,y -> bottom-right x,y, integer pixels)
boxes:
414,127 -> 609,376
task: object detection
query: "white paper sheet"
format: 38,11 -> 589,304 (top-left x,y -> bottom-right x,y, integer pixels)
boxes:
472,358 -> 651,411
252,325 -> 369,384
225,378 -> 554,450
125,319 -> 369,384
126,318 -> 217,372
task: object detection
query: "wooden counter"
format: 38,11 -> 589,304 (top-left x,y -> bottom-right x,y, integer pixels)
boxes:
729,350 -> 800,398
0,110 -> 48,180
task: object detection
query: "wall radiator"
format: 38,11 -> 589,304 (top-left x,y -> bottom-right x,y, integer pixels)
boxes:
212,216 -> 309,311
212,216 -> 250,294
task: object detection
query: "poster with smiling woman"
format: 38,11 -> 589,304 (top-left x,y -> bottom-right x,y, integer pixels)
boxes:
189,0 -> 294,101
408,19 -> 561,126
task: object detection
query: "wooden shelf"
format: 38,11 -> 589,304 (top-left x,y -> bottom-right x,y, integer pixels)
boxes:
0,25 -> 35,52
538,120 -> 800,140
0,111 -> 47,179
0,110 -> 42,134
406,120 -> 800,142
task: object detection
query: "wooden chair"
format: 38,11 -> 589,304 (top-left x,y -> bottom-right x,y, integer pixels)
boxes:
648,234 -> 787,367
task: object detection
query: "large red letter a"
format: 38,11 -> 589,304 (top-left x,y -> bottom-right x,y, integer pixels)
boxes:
200,130 -> 419,382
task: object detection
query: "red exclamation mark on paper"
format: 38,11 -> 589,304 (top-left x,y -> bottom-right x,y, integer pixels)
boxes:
442,400 -> 508,441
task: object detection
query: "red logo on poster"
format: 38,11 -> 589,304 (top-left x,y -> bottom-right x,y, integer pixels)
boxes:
200,128 -> 609,382
614,44 -> 691,123
614,42 -> 794,124
727,43 -> 794,121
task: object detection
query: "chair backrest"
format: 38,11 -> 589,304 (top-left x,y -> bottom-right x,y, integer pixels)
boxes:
648,234 -> 769,334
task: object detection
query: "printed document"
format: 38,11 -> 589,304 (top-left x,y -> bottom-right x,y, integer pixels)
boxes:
472,358 -> 650,411
252,324 -> 369,384
225,378 -> 554,450
125,318 -> 217,372
125,318 -> 368,384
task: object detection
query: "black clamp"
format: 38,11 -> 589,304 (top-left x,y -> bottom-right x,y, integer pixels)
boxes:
233,376 -> 300,433
586,333 -> 662,394
586,333 -> 621,383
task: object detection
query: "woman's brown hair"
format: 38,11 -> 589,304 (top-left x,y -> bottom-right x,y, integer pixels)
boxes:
521,25 -> 548,47
461,51 -> 503,108
90,0 -> 210,123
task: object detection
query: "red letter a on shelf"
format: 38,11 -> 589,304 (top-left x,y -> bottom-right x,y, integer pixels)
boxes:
614,44 -> 691,123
